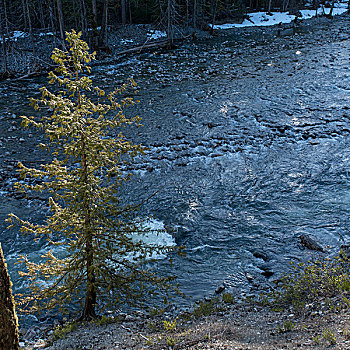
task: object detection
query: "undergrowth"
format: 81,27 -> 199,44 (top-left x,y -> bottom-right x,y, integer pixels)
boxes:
261,253 -> 350,312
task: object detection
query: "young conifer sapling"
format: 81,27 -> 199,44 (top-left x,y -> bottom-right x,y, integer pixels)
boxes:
7,31 -> 177,320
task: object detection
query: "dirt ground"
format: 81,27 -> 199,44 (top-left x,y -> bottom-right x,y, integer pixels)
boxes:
24,300 -> 349,350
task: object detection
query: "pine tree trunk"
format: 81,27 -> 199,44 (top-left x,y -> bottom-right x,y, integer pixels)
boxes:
0,243 -> 19,350
210,0 -> 218,34
79,0 -> 88,37
288,0 -> 299,15
99,0 -> 109,47
329,0 -> 335,17
21,0 -> 28,31
0,1 -> 9,76
167,0 -> 174,47
56,0 -> 66,50
193,0 -> 197,29
79,133 -> 97,320
267,0 -> 272,13
25,0 -> 37,67
81,232 -> 97,320
121,0 -> 127,24
91,0 -> 99,49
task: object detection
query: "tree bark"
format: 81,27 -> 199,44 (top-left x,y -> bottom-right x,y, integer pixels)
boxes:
56,0 -> 66,50
21,0 -> 28,31
0,1 -> 9,76
328,0 -> 335,17
91,0 -> 99,49
0,243 -> 19,350
25,0 -> 37,67
210,0 -> 218,34
99,0 -> 109,47
288,0 -> 299,15
121,0 -> 127,24
167,0 -> 175,47
193,0 -> 197,29
79,0 -> 88,37
78,85 -> 96,319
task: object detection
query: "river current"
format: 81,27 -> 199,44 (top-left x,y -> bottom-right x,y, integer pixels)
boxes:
1,14 -> 350,321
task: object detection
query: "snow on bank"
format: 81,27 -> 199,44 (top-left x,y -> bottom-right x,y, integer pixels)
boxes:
147,30 -> 167,40
213,5 -> 348,30
0,30 -> 29,44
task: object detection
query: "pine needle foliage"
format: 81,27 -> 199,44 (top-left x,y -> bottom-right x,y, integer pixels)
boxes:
7,30 -> 177,320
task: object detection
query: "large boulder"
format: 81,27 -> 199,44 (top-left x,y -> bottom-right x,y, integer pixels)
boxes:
0,243 -> 19,350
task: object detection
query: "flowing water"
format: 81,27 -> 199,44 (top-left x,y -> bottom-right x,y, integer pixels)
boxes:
2,15 -> 350,323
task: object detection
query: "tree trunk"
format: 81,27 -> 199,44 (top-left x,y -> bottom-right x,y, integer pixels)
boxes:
99,0 -> 109,47
267,0 -> 272,13
79,113 -> 96,319
79,0 -> 88,37
38,0 -> 46,29
25,0 -> 37,67
80,230 -> 97,320
1,34 -> 9,76
91,0 -> 99,49
0,243 -> 19,350
121,0 -> 127,24
21,0 -> 28,31
210,0 -> 218,34
48,0 -> 57,47
328,0 -> 335,17
56,0 -> 66,50
193,0 -> 197,28
167,0 -> 174,47
0,1 -> 9,76
288,0 -> 299,15
128,0 -> 132,23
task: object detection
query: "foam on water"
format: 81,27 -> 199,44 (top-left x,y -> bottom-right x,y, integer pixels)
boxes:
130,218 -> 176,259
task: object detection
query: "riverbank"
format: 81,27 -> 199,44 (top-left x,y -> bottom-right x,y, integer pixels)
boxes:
22,294 -> 350,349
21,252 -> 350,348
1,3 -> 348,79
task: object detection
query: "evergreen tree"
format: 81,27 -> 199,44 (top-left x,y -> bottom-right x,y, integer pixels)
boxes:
7,30 -> 177,320
0,243 -> 19,350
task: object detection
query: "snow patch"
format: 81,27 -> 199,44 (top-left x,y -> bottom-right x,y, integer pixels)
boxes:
120,38 -> 134,45
213,5 -> 348,30
39,32 -> 54,37
147,30 -> 167,40
0,30 -> 29,43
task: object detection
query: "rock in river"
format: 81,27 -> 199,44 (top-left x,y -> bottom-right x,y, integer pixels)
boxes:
299,234 -> 325,252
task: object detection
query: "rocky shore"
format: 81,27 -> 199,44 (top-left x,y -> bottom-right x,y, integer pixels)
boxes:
21,296 -> 350,350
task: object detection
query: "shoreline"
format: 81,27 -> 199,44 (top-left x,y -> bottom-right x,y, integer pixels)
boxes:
22,292 -> 350,349
0,5 -> 348,80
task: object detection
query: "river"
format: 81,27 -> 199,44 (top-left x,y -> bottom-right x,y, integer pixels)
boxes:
1,14 -> 350,322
